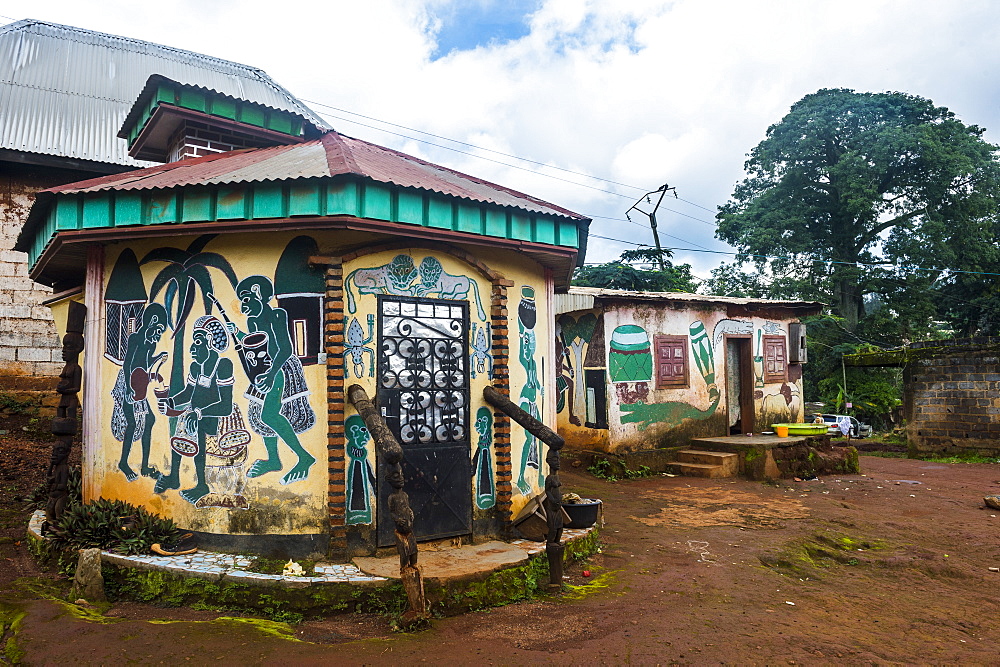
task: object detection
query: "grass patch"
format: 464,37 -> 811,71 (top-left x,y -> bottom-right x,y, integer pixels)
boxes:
586,458 -> 654,482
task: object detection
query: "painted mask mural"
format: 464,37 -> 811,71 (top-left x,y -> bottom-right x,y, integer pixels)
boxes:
345,415 -> 375,525
345,254 -> 487,321
472,406 -> 496,509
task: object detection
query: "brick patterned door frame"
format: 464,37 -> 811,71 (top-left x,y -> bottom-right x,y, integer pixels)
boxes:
319,241 -> 514,555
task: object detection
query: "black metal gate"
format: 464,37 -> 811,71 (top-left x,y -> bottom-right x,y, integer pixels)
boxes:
376,296 -> 472,546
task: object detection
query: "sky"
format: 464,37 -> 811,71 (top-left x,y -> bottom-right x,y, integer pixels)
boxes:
3,0 -> 999,284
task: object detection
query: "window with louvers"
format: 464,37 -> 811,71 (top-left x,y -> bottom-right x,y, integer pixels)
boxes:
654,335 -> 689,389
763,335 -> 787,383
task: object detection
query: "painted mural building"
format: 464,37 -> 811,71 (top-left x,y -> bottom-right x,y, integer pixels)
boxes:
16,76 -> 590,559
554,287 -> 821,454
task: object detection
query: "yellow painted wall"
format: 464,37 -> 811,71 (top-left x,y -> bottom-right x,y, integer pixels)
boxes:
95,234 -> 329,536
342,247 -> 551,522
90,231 -> 554,537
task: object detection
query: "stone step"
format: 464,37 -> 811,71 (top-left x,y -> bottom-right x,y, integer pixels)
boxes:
673,449 -> 739,478
676,449 -> 738,466
671,461 -> 735,479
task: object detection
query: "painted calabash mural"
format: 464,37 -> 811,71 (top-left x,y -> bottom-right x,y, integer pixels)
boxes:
609,324 -> 652,382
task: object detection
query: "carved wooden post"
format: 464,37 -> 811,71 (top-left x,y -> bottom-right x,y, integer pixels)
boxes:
346,383 -> 428,623
46,301 -> 86,528
483,385 -> 565,588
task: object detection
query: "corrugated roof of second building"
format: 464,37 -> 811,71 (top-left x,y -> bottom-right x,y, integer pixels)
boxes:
0,18 -> 327,167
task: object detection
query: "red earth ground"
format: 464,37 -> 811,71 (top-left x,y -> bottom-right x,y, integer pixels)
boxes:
3,420 -> 1000,665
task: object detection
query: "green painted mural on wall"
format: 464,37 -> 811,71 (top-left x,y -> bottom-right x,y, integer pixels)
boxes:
515,286 -> 544,495
619,321 -> 721,430
609,324 -> 652,382
556,313 -> 597,426
109,235 -> 319,507
345,254 -> 487,320
345,415 -> 375,525
472,406 -> 496,509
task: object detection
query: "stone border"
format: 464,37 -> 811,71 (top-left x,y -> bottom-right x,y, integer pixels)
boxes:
27,510 -> 596,587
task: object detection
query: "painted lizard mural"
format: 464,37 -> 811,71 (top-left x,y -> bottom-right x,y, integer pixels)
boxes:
345,254 -> 487,320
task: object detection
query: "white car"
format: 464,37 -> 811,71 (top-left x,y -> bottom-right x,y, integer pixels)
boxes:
818,414 -> 871,439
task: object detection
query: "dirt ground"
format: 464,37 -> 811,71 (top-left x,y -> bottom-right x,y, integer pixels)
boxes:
3,423 -> 1000,665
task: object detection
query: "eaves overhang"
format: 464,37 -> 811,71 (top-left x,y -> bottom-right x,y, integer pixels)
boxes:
18,175 -> 588,291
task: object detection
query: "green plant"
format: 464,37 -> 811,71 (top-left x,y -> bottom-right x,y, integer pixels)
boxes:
586,458 -> 653,482
48,498 -> 178,556
27,466 -> 82,511
0,392 -> 37,415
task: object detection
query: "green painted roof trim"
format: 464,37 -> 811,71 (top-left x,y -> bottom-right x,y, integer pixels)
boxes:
124,80 -> 306,147
25,177 -> 583,269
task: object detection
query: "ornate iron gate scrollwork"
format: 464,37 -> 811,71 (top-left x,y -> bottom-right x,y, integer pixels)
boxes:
377,296 -> 472,545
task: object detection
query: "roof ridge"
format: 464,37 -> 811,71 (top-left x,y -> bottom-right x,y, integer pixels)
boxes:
336,132 -> 587,220
3,19 -> 271,76
321,131 -> 362,176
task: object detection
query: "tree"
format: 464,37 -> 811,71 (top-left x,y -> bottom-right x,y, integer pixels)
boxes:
573,247 -> 698,292
716,88 -> 1000,333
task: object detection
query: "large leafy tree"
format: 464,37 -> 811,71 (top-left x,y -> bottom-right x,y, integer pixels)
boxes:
716,88 -> 1000,333
573,247 -> 698,292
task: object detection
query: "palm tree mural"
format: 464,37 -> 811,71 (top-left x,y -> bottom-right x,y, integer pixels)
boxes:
140,235 -> 239,426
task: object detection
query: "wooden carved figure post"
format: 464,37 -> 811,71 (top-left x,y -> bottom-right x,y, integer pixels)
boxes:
47,302 -> 87,527
483,385 -> 565,587
346,383 -> 428,623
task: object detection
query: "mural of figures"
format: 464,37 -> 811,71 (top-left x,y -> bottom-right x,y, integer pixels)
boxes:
762,382 -> 801,422
619,320 -> 721,430
344,315 -> 375,378
153,316 -> 237,505
556,313 -> 597,426
345,415 -> 375,525
275,236 -> 325,366
471,407 -> 495,509
226,275 -> 317,485
110,303 -> 168,481
469,321 -> 493,379
516,286 -> 544,495
555,336 -> 580,425
345,254 -> 487,320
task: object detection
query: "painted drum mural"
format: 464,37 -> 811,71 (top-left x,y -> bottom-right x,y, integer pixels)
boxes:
100,234 -> 326,536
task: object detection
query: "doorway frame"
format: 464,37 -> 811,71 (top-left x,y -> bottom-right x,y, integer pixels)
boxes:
724,334 -> 755,434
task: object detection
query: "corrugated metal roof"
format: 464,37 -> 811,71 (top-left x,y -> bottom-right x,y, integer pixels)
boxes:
555,286 -> 824,314
45,131 -> 588,220
0,18 -> 328,167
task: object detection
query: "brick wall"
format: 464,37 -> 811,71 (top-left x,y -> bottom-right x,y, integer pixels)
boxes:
168,121 -> 277,161
904,338 -> 1000,456
0,168 -> 67,385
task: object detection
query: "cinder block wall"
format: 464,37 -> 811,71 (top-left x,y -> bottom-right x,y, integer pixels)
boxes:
1,169 -> 63,386
904,338 -> 1000,456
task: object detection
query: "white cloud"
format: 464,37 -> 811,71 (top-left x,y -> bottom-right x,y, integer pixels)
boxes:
6,0 -> 1000,277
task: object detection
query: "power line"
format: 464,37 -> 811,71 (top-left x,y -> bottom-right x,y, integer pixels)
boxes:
303,98 -> 650,194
